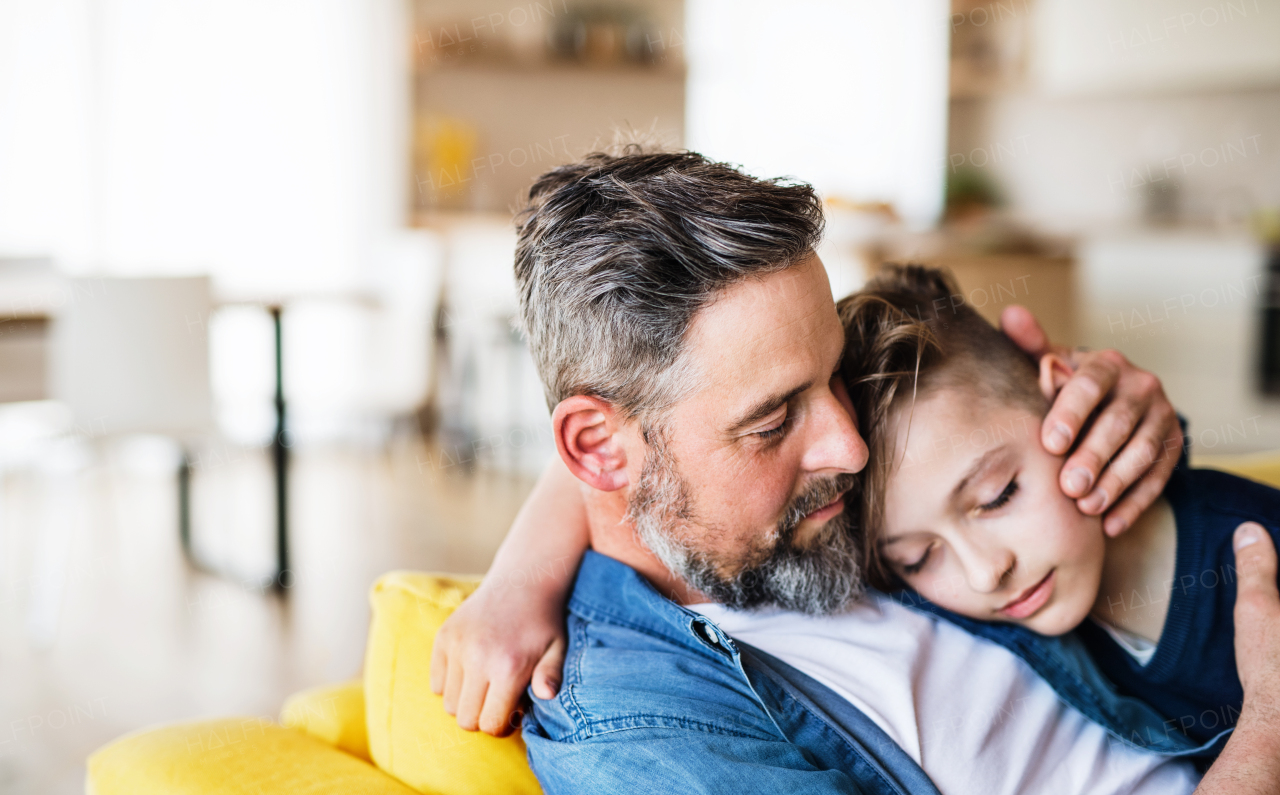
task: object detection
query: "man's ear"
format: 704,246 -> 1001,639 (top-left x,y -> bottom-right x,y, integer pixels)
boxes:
552,395 -> 630,492
1038,352 -> 1075,401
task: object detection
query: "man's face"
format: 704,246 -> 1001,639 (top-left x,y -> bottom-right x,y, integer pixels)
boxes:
626,255 -> 870,614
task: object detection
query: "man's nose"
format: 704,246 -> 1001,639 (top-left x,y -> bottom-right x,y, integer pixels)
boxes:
955,538 -> 1015,594
801,382 -> 868,475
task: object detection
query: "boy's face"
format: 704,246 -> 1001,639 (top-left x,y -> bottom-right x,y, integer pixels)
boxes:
878,389 -> 1105,635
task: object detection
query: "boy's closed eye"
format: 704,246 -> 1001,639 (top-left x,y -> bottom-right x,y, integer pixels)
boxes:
976,478 -> 1019,513
887,476 -> 1022,577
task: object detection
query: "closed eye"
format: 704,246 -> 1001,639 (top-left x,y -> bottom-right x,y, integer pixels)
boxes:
755,414 -> 791,442
902,543 -> 934,575
979,478 -> 1018,512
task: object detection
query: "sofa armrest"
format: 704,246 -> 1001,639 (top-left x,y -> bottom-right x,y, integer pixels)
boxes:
1195,449 -> 1280,490
282,680 -> 370,763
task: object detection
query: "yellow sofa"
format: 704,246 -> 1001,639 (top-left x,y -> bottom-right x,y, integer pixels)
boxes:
86,453 -> 1280,794
87,573 -> 542,795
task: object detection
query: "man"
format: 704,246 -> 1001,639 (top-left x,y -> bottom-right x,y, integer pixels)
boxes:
438,150 -> 1280,793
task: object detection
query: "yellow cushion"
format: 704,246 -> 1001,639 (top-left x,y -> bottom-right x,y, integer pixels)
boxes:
282,679 -> 370,762
364,572 -> 541,795
86,718 -> 420,795
1195,450 -> 1280,490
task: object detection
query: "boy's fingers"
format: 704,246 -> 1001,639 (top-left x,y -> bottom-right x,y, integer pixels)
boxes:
441,652 -> 466,717
531,637 -> 566,701
1043,354 -> 1122,458
454,674 -> 489,733
478,679 -> 527,737
430,634 -> 449,695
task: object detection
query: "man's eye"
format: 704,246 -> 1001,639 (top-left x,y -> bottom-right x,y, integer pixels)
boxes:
978,479 -> 1019,512
755,414 -> 791,441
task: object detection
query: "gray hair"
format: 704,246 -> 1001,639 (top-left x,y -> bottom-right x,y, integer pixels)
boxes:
514,147 -> 825,424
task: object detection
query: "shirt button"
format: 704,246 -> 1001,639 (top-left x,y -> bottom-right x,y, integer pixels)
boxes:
697,622 -> 720,645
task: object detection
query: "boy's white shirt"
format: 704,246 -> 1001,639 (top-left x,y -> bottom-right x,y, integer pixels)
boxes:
689,593 -> 1198,795
1093,617 -> 1158,665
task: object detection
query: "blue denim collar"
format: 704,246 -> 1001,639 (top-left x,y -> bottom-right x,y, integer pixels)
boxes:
567,550 -> 716,653
561,550 -> 941,795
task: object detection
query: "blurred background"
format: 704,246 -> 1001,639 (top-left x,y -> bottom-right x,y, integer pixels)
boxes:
0,0 -> 1278,790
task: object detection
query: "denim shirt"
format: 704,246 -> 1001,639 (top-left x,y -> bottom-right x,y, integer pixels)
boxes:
524,551 -> 1224,794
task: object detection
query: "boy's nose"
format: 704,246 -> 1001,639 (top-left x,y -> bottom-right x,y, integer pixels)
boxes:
961,544 -> 1015,594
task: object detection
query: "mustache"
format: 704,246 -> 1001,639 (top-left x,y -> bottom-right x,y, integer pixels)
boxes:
777,472 -> 861,542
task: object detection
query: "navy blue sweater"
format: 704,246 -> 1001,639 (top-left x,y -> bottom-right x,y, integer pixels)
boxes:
1076,466 -> 1280,746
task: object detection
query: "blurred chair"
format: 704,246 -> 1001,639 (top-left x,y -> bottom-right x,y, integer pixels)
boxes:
282,230 -> 446,444
49,275 -> 214,552
433,217 -> 554,475
0,257 -> 59,403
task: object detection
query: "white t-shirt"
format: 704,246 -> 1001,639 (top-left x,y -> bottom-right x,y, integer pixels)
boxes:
1094,617 -> 1158,666
689,594 -> 1199,795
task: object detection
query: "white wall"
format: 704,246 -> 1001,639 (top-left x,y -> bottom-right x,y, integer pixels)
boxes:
1078,230 -> 1277,453
1035,0 -> 1280,96
949,0 -> 1280,231
0,0 -> 409,299
950,88 -> 1280,231
685,0 -> 951,227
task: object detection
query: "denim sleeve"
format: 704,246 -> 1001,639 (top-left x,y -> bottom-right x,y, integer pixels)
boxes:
524,725 -> 867,794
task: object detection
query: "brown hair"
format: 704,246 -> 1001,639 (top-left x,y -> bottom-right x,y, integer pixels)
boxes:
837,264 -> 1045,589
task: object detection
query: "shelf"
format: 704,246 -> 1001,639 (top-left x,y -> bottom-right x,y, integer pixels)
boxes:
413,58 -> 686,81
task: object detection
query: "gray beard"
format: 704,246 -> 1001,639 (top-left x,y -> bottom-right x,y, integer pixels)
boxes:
626,434 -> 864,616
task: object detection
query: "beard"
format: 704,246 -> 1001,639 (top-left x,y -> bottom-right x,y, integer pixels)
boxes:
626,432 -> 864,616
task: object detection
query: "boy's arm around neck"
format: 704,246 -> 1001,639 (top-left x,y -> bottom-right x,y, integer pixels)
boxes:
430,456 -> 590,735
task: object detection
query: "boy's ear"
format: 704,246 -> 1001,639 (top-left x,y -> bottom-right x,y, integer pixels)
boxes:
1038,352 -> 1075,401
552,395 -> 630,492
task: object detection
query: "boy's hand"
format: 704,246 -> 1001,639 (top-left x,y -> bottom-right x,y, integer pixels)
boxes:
430,578 -> 567,736
1001,305 -> 1181,537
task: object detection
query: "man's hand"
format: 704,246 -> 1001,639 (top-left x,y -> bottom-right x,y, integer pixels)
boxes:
1194,522 -> 1280,794
1001,305 -> 1182,537
1229,523 -> 1280,718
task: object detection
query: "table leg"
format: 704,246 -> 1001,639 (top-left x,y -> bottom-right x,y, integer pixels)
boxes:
270,305 -> 289,593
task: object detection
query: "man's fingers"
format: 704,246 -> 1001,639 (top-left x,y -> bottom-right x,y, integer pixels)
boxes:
1232,523 -> 1280,702
1000,305 -> 1050,359
1235,523 -> 1278,599
1095,411 -> 1180,534
1043,354 -> 1123,458
1100,458 -> 1168,536
1075,405 -> 1167,513
531,637 -> 566,701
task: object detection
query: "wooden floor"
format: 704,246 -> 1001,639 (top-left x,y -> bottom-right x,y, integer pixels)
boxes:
0,432 -> 535,794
